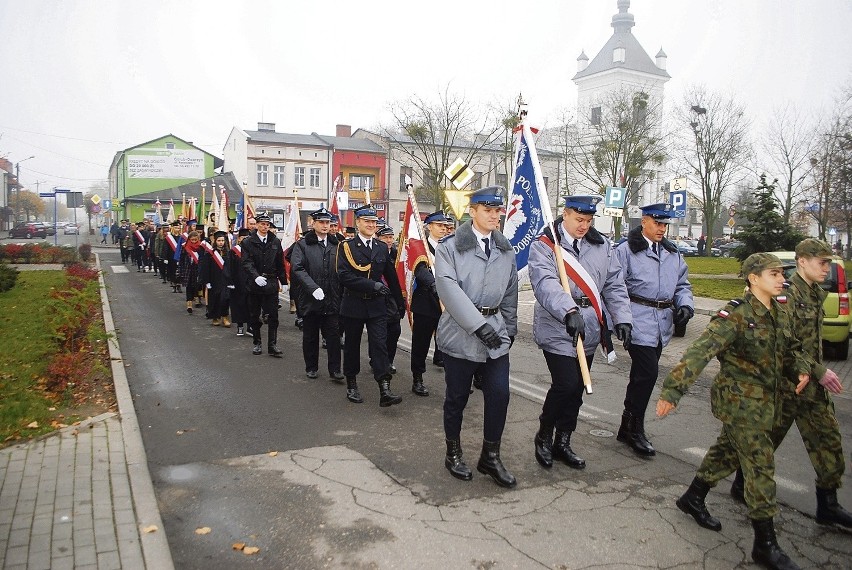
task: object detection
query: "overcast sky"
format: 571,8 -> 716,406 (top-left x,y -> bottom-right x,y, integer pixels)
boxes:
1,0 -> 850,193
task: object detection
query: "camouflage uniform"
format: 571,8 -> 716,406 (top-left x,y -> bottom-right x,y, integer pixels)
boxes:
771,271 -> 845,489
660,292 -> 809,520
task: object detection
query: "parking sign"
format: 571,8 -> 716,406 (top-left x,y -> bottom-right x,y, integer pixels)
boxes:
669,189 -> 687,218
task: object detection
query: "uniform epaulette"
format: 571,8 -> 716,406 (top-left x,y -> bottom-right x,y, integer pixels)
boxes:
717,298 -> 744,318
438,234 -> 455,244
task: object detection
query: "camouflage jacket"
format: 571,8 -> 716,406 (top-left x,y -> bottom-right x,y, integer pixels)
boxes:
660,292 -> 811,430
785,272 -> 828,397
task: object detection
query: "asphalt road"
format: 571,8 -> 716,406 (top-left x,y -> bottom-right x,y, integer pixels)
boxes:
98,245 -> 852,569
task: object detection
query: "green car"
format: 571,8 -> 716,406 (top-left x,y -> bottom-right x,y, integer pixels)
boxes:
770,251 -> 850,360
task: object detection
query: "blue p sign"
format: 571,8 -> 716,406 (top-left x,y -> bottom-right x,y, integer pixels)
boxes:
669,190 -> 687,218
605,186 -> 626,208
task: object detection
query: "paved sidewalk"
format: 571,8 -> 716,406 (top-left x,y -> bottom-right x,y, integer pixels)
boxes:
0,256 -> 173,569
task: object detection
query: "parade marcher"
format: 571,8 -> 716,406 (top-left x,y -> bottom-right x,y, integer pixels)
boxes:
657,253 -> 812,570
178,230 -> 204,314
163,221 -> 182,292
121,223 -> 133,264
199,230 -> 234,327
110,220 -> 119,245
337,205 -> 405,406
145,220 -> 157,274
154,223 -> 168,281
290,207 -> 343,380
529,195 -> 632,471
131,221 -> 148,271
229,228 -> 251,336
376,225 -> 403,375
241,213 -> 286,357
344,226 -> 356,240
614,203 -> 693,457
409,211 -> 453,397
728,239 -> 851,529
434,186 -> 518,488
117,220 -> 130,261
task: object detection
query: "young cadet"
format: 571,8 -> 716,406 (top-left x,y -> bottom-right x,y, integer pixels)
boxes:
337,205 -> 405,406
376,225 -> 404,375
657,253 -> 811,570
528,195 -> 632,471
730,239 -> 851,529
199,230 -> 234,327
614,203 -> 693,456
242,213 -> 286,357
434,186 -> 518,488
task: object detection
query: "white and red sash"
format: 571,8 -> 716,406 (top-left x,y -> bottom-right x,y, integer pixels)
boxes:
201,241 -> 214,254
133,229 -> 145,244
231,244 -> 242,259
212,250 -> 225,270
166,233 -> 178,253
539,234 -> 604,326
186,249 -> 200,264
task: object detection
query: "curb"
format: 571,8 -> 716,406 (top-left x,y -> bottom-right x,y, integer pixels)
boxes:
95,254 -> 175,570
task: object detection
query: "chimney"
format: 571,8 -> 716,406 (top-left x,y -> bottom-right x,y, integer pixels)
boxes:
655,48 -> 667,70
577,50 -> 589,72
336,124 -> 352,137
257,122 -> 276,132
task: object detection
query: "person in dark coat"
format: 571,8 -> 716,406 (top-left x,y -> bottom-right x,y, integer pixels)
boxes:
289,207 -> 343,380
199,231 -> 234,327
241,213 -> 287,356
377,225 -> 403,375
337,205 -> 405,406
228,228 -> 251,336
178,231 -> 204,313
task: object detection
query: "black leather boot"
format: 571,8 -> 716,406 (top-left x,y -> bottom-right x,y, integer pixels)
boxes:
731,468 -> 746,504
534,422 -> 554,468
617,410 -> 655,456
552,430 -> 585,469
412,374 -> 429,396
268,329 -> 283,358
377,374 -> 401,407
816,487 -> 852,528
252,343 -> 262,355
476,440 -> 516,488
616,410 -> 631,442
346,377 -> 363,404
445,439 -> 472,481
676,478 -> 722,531
751,518 -> 801,570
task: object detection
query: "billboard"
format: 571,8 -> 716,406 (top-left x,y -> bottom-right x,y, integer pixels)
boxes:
127,149 -> 205,179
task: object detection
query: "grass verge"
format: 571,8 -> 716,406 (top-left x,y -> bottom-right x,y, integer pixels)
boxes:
690,277 -> 747,301
685,257 -> 741,274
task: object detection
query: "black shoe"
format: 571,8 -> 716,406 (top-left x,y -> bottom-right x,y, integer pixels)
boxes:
295,318 -> 303,330
321,338 -> 327,349
268,344 -> 283,358
617,410 -> 655,457
534,424 -> 554,468
306,370 -> 318,379
816,487 -> 852,528
676,478 -> 722,531
378,375 -> 402,407
751,518 -> 801,570
412,374 -> 429,397
389,363 -> 397,374
445,439 -> 472,481
252,344 -> 262,355
731,468 -> 746,505
552,430 -> 585,469
472,371 -> 484,391
329,371 -> 345,384
236,326 -> 245,337
432,356 -> 444,368
476,440 -> 516,488
346,378 -> 363,403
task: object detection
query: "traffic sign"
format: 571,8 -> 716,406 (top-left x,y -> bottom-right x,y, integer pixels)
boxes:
91,194 -> 101,205
669,189 -> 687,218
39,192 -> 54,198
91,204 -> 101,214
102,199 -> 111,210
829,227 -> 837,236
727,217 -> 736,228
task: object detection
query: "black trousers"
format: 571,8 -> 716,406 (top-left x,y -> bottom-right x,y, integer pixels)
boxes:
166,259 -> 178,284
540,351 -> 595,432
249,293 -> 279,345
443,353 -> 510,442
386,315 -> 401,364
302,312 -> 341,374
624,343 -> 663,417
410,313 -> 440,374
341,314 -> 388,381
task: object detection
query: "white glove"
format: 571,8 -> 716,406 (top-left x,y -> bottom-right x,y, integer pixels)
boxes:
206,283 -> 212,289
312,288 -> 325,301
227,285 -> 235,289
281,284 -> 289,293
255,276 -> 268,287
163,260 -> 168,265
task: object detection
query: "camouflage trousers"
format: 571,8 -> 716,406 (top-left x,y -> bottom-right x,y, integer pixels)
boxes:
770,388 -> 845,490
697,424 -> 777,520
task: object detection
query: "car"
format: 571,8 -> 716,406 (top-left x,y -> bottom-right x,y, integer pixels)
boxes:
63,223 -> 80,235
672,239 -> 698,256
770,250 -> 850,360
718,240 -> 744,258
8,222 -> 47,239
32,222 -> 55,236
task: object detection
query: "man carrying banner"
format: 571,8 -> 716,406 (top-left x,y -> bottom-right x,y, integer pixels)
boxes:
614,203 -> 693,457
435,186 -> 518,488
528,195 -> 632,470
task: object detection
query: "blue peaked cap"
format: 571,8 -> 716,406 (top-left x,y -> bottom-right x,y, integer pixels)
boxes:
309,207 -> 332,221
424,211 -> 449,225
469,186 -> 505,207
562,195 -> 601,214
353,205 -> 378,220
641,202 -> 674,222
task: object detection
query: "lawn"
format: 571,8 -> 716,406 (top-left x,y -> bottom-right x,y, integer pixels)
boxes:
690,278 -> 747,301
685,256 -> 740,275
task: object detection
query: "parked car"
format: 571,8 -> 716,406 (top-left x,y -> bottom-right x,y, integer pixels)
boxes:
63,223 -> 80,235
672,239 -> 698,256
718,240 -> 744,258
31,222 -> 55,236
770,250 -> 850,360
8,222 -> 47,239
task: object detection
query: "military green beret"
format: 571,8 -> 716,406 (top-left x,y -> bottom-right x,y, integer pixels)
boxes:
795,238 -> 833,260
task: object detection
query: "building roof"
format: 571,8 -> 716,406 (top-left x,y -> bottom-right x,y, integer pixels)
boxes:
572,0 -> 670,81
244,130 -> 328,147
123,171 -> 243,203
311,133 -> 386,154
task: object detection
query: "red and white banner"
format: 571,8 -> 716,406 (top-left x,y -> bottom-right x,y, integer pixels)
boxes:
395,194 -> 429,327
330,174 -> 342,217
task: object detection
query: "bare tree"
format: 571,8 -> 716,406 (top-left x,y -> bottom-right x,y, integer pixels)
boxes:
540,106 -> 576,197
568,87 -> 667,236
383,87 -> 508,207
678,85 -> 752,249
812,89 -> 852,244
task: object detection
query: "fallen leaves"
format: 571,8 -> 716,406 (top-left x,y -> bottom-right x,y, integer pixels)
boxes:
142,525 -> 158,533
233,543 -> 260,555
195,527 -> 212,535
268,451 -> 278,457
26,421 -> 39,429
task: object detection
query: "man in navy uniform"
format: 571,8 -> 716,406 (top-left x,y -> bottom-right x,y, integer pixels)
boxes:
376,225 -> 404,375
409,211 -> 452,396
337,205 -> 406,406
242,212 -> 286,357
528,195 -> 632,471
614,203 -> 693,456
435,186 -> 518,488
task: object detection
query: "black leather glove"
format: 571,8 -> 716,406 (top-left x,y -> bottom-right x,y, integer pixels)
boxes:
398,305 -> 406,320
674,306 -> 694,327
373,281 -> 390,296
509,336 -> 515,348
474,323 -> 503,350
564,311 -> 585,345
614,323 -> 632,349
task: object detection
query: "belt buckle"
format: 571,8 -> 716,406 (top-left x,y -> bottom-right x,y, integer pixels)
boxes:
481,306 -> 492,315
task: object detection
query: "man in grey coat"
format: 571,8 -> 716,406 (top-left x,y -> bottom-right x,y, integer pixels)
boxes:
435,186 -> 519,488
529,195 -> 632,470
614,203 -> 693,457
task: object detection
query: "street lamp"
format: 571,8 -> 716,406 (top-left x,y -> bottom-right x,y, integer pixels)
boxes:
14,155 -> 35,221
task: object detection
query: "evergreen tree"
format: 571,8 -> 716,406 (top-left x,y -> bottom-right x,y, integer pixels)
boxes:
736,174 -> 805,260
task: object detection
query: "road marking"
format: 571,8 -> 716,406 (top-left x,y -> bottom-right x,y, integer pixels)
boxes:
681,447 -> 809,494
111,265 -> 130,273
